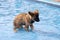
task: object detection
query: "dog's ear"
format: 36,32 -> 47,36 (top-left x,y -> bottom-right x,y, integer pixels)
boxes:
28,11 -> 34,16
34,10 -> 39,14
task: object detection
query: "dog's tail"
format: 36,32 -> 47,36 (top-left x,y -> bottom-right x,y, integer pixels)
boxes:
13,20 -> 16,27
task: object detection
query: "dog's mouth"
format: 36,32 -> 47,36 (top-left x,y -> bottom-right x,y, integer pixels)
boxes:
35,18 -> 40,22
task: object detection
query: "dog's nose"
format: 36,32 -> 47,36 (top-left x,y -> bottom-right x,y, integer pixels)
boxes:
38,18 -> 40,21
36,19 -> 40,22
37,20 -> 40,22
39,19 -> 40,21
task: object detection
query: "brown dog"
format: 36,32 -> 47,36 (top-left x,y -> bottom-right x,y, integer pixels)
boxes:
13,10 -> 40,32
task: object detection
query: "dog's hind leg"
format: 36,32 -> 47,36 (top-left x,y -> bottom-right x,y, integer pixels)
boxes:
13,22 -> 20,32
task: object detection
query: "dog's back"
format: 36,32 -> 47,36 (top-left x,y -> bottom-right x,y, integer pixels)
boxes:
14,13 -> 27,25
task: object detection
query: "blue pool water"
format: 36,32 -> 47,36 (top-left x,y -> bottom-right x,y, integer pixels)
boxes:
0,0 -> 60,40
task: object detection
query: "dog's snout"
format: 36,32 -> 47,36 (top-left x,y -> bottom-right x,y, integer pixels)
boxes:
38,19 -> 40,21
35,18 -> 40,22
37,19 -> 40,22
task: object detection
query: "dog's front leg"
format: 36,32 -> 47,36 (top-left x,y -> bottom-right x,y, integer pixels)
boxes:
24,25 -> 29,32
30,24 -> 34,31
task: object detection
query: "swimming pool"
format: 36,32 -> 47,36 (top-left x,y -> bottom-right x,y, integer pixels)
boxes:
0,0 -> 60,40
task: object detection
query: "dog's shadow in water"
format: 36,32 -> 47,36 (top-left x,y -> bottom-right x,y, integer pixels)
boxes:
17,28 -> 60,38
33,30 -> 60,38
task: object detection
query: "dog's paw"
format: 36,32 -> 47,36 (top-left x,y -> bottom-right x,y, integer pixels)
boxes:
14,30 -> 17,32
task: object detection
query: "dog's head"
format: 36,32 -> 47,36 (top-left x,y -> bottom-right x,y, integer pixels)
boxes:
28,10 -> 40,22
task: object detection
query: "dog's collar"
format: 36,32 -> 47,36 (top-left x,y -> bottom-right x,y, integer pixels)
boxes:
30,20 -> 34,23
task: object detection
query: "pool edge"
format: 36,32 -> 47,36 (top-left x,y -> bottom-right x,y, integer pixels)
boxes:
35,0 -> 60,7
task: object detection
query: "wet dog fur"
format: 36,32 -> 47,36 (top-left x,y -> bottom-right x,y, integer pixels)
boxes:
13,10 -> 40,32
